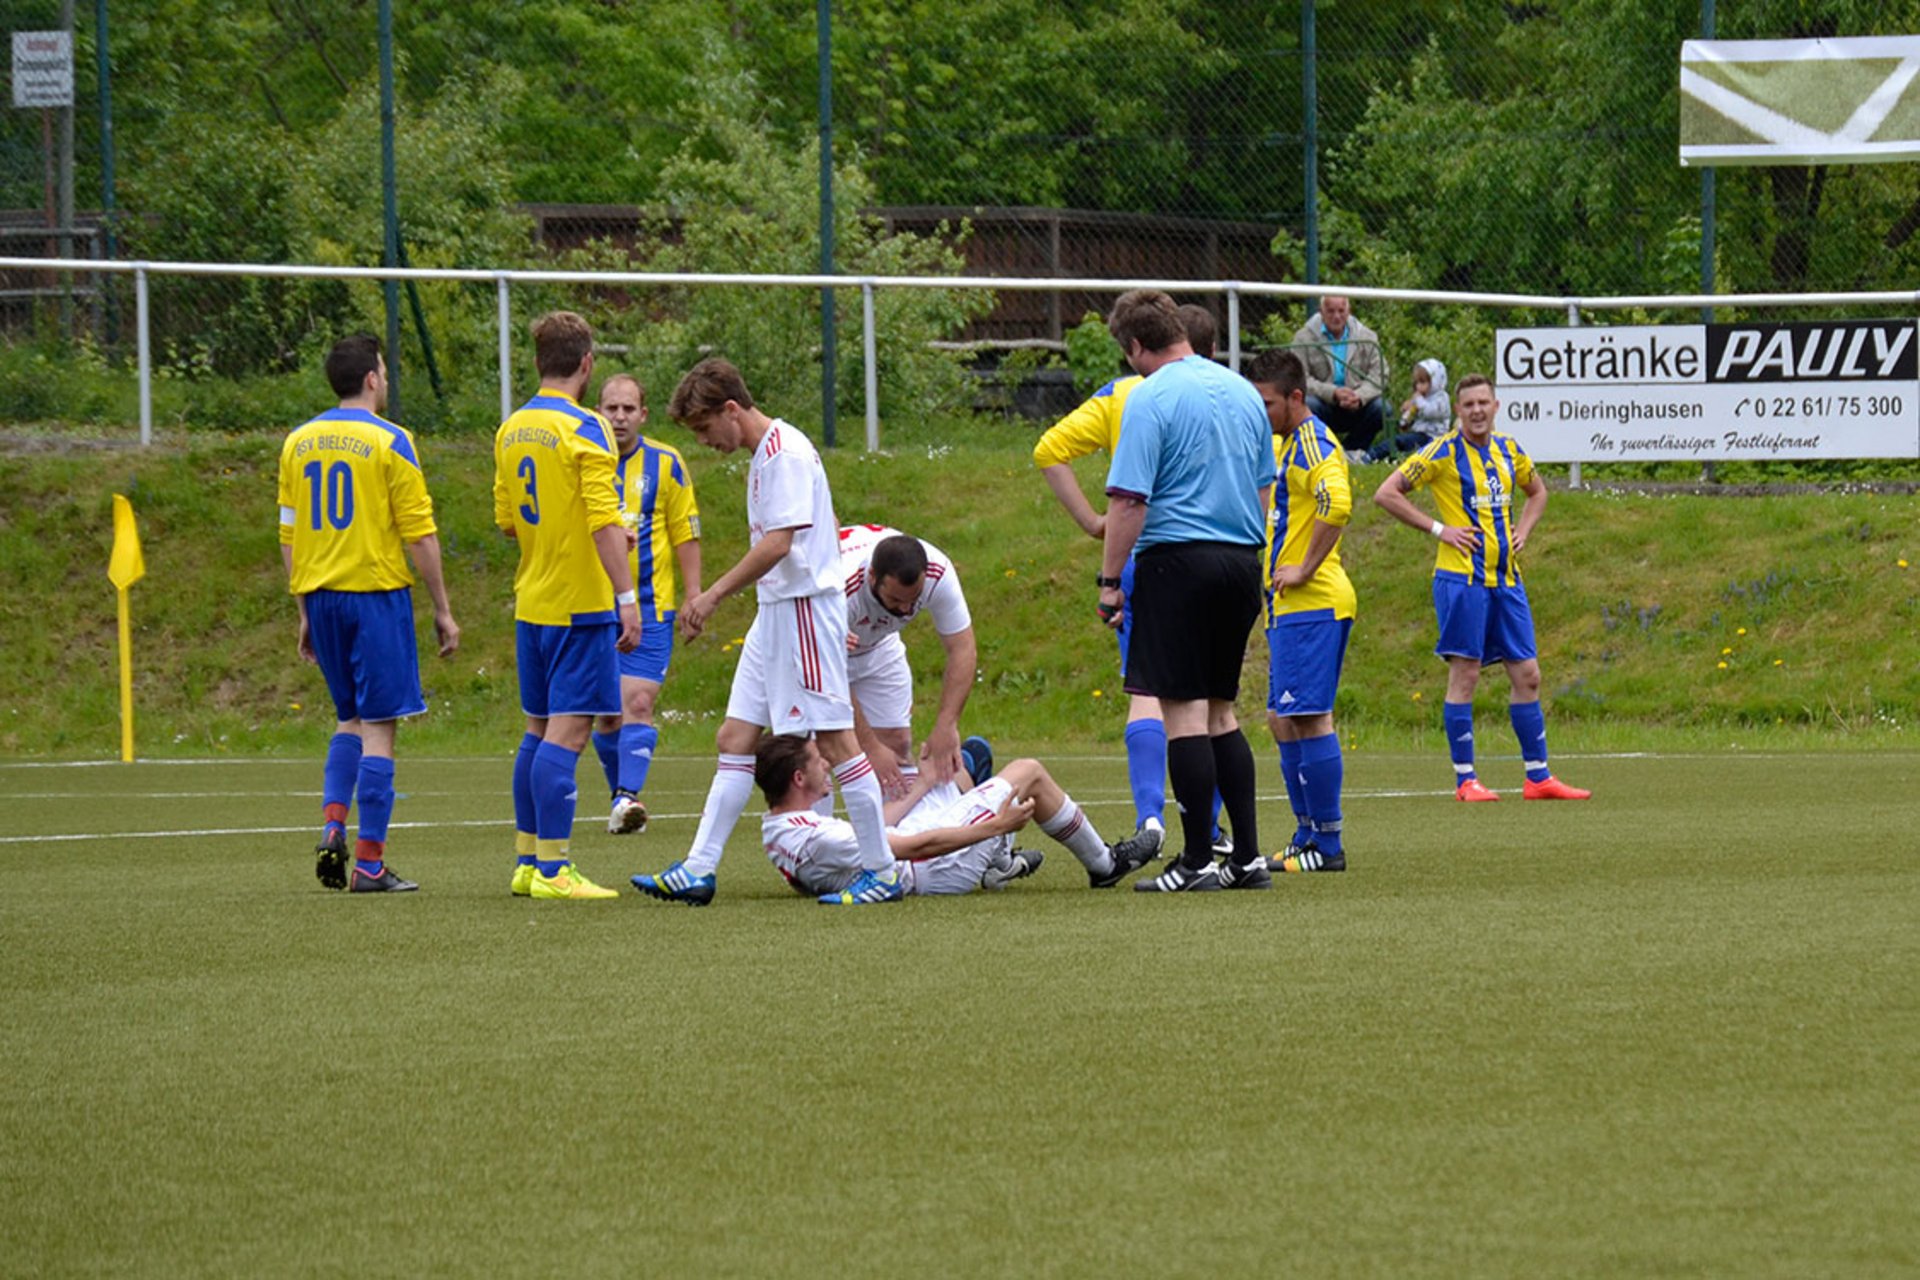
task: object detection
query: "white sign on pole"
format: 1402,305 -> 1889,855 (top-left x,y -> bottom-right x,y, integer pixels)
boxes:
11,31 -> 73,110
1495,321 -> 1920,462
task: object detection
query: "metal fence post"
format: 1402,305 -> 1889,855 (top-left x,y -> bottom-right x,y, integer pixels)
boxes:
135,264 -> 150,446
861,280 -> 879,451
1227,284 -> 1241,370
496,275 -> 513,423
1565,301 -> 1581,490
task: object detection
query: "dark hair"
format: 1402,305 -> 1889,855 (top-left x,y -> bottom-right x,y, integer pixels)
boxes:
869,534 -> 927,588
1107,289 -> 1185,353
754,733 -> 812,806
325,334 -> 382,400
1455,373 -> 1494,396
1243,348 -> 1306,397
532,311 -> 593,380
1175,304 -> 1217,359
669,357 -> 756,423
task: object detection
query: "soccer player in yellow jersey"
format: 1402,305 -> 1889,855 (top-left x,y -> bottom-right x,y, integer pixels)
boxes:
277,334 -> 459,893
1033,302 -> 1229,864
494,312 -> 644,901
1246,349 -> 1355,875
589,373 -> 702,836
1373,374 -> 1590,802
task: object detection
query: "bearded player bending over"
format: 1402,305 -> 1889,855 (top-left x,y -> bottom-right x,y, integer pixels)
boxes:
756,735 -> 1152,902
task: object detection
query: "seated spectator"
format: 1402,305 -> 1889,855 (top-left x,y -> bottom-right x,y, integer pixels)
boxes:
1290,294 -> 1387,451
1355,358 -> 1451,463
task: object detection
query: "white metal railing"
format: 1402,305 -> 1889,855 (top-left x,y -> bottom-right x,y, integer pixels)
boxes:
6,254 -> 1919,460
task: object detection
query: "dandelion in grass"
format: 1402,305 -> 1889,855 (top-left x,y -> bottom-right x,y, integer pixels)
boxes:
1736,627 -> 1747,636
1092,689 -> 1103,699
1717,660 -> 1729,670
1721,646 -> 1733,655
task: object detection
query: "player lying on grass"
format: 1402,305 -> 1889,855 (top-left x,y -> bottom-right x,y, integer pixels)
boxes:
756,734 -> 1156,902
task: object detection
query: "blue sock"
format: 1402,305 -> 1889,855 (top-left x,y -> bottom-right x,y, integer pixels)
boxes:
513,732 -> 541,853
1210,788 -> 1225,843
323,732 -> 362,828
619,722 -> 659,794
592,730 -> 621,797
1298,731 -> 1344,855
1123,718 -> 1168,828
532,740 -> 580,876
1510,701 -> 1551,783
355,857 -> 384,876
355,755 -> 396,843
1277,738 -> 1311,845
1443,701 -> 1477,784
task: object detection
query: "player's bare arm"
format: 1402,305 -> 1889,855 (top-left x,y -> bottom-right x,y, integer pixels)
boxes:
1374,472 -> 1481,552
885,795 -> 1035,861
590,523 -> 644,653
919,626 -> 978,783
404,533 -> 460,656
881,768 -> 939,827
681,525 -> 796,640
674,537 -> 703,607
1274,520 -> 1343,596
851,696 -> 907,796
280,543 -> 317,664
1098,494 -> 1147,629
1510,473 -> 1548,557
1040,463 -> 1105,540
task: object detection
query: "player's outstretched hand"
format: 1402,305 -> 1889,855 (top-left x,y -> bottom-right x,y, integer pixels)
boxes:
434,610 -> 461,657
919,726 -> 962,784
680,590 -> 716,642
990,795 -> 1036,836
869,739 -> 908,798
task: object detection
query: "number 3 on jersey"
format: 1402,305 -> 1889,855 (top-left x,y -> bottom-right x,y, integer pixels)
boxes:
517,455 -> 541,525
302,459 -> 354,530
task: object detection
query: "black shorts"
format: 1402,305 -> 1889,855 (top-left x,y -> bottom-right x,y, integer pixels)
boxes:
1123,541 -> 1263,702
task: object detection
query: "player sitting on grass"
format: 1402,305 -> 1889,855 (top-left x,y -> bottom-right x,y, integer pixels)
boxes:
757,734 -> 1149,901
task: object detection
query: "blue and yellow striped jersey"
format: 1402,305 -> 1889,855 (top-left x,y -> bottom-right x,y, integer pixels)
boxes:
1032,374 -> 1142,469
615,437 -> 700,620
1265,416 -> 1356,624
1396,430 -> 1537,587
493,392 -> 623,626
277,407 -> 436,594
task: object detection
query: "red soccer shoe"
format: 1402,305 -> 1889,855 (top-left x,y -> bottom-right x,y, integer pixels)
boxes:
1455,778 -> 1500,802
1523,776 -> 1591,800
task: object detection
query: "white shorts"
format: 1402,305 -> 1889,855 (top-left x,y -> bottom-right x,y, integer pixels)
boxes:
846,634 -> 913,730
725,592 -> 854,733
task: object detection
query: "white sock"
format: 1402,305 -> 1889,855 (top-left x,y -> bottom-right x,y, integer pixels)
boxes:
683,754 -> 755,878
1041,796 -> 1112,876
833,754 -> 894,874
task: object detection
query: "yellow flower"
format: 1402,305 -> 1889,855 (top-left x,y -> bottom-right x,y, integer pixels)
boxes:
1901,559 -> 1910,569
1721,646 -> 1733,655
1736,627 -> 1747,636
1410,691 -> 1423,701
1092,689 -> 1104,698
289,702 -> 302,711
1716,660 -> 1728,669
732,636 -> 745,644
1773,659 -> 1783,667
1004,569 -> 1018,578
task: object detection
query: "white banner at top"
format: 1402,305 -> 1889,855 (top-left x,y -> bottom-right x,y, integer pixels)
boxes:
1680,35 -> 1920,166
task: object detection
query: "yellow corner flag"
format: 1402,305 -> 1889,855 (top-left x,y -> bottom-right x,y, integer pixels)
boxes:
109,495 -> 145,762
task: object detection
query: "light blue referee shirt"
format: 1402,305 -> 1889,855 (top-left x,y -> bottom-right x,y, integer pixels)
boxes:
1105,354 -> 1273,551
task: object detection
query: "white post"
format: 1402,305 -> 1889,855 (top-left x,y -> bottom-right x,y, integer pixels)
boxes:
1227,284 -> 1241,370
496,275 -> 513,423
1565,302 -> 1582,490
135,264 -> 150,446
861,280 -> 879,451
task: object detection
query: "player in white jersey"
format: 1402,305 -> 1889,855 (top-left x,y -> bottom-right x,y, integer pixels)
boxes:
631,358 -> 899,907
837,523 -> 977,795
754,734 -> 1145,900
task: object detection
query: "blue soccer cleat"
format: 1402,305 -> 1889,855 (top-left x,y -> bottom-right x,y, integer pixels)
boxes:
631,861 -> 717,906
819,868 -> 904,905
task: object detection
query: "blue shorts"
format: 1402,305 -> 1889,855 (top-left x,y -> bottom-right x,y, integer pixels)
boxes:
1114,554 -> 1137,677
517,620 -> 621,718
306,588 -> 426,724
1432,574 -> 1538,664
1266,611 -> 1352,717
617,615 -> 676,684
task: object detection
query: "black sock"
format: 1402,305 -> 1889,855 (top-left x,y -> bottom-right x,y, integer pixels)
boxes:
1166,735 -> 1218,870
1210,728 -> 1259,864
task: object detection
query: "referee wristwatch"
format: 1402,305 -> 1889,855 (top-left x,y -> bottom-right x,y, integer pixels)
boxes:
1095,574 -> 1122,589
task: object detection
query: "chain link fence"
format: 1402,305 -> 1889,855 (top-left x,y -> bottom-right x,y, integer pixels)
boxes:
3,3 -> 1919,444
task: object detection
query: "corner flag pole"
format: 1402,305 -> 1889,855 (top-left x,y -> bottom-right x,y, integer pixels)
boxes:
108,494 -> 146,762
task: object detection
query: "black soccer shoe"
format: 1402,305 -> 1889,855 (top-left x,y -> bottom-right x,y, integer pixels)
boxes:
1132,860 -> 1223,893
314,827 -> 349,891
1214,857 -> 1273,890
1090,834 -> 1160,889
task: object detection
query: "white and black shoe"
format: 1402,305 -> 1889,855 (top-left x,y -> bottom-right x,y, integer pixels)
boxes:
1090,837 -> 1156,889
1211,830 -> 1234,859
1132,860 -> 1222,893
983,848 -> 1043,891
1215,857 -> 1272,890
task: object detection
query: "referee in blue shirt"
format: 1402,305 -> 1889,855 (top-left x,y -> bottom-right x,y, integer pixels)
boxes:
1099,290 -> 1276,892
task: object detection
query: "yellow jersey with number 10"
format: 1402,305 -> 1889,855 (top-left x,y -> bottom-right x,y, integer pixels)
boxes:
277,407 -> 436,594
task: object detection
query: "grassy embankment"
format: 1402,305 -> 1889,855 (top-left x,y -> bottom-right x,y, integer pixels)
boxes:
3,416 -> 1918,757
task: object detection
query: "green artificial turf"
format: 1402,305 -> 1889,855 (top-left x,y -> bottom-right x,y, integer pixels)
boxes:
3,746 -> 1914,1276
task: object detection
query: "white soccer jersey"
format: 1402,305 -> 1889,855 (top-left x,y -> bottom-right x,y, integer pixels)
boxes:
838,523 -> 972,658
749,419 -> 842,602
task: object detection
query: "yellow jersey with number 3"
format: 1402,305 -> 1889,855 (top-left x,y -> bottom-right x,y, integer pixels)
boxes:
1395,430 -> 1536,588
1265,416 -> 1355,624
493,392 -> 623,626
277,407 -> 436,594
